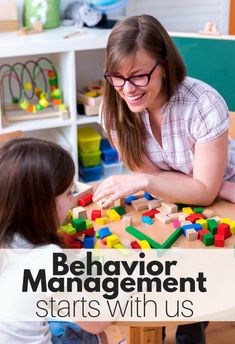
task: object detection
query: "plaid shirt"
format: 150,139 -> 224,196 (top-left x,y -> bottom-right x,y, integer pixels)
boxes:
143,77 -> 235,181
100,77 -> 235,181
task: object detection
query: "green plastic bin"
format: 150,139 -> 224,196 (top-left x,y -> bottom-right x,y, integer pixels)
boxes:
79,150 -> 101,167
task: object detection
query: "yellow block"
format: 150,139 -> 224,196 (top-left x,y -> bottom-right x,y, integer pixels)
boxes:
230,220 -> 235,234
220,218 -> 231,225
107,234 -> 119,248
196,219 -> 208,229
182,207 -> 194,214
138,240 -> 151,249
106,209 -> 121,221
95,217 -> 109,225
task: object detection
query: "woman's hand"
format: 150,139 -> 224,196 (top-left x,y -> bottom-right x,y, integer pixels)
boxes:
92,173 -> 148,208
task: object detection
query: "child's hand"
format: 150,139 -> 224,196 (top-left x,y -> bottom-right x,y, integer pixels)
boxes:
92,173 -> 148,208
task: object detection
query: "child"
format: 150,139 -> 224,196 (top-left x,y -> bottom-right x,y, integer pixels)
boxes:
0,137 -> 109,344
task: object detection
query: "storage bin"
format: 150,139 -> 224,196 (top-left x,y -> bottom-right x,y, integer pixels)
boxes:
79,150 -> 101,167
100,138 -> 119,163
79,164 -> 102,182
77,126 -> 101,153
102,161 -> 123,178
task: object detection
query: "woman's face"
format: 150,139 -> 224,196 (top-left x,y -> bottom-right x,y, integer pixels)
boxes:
113,49 -> 165,113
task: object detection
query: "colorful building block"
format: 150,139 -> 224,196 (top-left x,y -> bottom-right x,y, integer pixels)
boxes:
72,206 -> 87,219
214,234 -> 225,247
196,219 -> 208,230
107,234 -> 119,248
125,226 -> 162,249
111,206 -> 126,216
98,227 -> 111,239
72,218 -> 86,232
91,209 -> 102,221
138,240 -> 151,249
202,233 -> 214,246
198,229 -> 210,241
217,223 -> 231,239
122,215 -> 132,227
84,235 -> 95,248
106,209 -> 121,221
85,219 -> 93,229
186,229 -> 198,241
193,207 -> 204,214
61,223 -> 76,235
230,220 -> 235,235
144,192 -> 155,200
182,223 -> 202,236
148,199 -> 161,209
207,219 -> 218,235
161,227 -> 183,249
142,209 -> 159,218
131,198 -> 148,211
186,213 -> 203,223
95,217 -> 109,225
78,193 -> 93,207
182,207 -> 194,214
161,201 -> 178,213
141,216 -> 154,225
202,209 -> 216,219
125,195 -> 138,205
155,213 -> 172,224
131,241 -> 141,249
172,219 -> 180,229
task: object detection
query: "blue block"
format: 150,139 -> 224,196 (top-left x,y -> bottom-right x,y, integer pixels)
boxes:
141,216 -> 154,225
84,235 -> 95,248
125,195 -> 138,205
144,192 -> 155,200
182,223 -> 202,236
98,227 -> 111,239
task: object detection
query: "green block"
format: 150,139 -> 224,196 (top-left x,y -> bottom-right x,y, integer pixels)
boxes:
85,219 -> 93,229
111,206 -> 126,216
161,227 -> 183,249
61,223 -> 76,235
96,231 -> 100,239
202,233 -> 214,246
125,226 -> 162,249
207,219 -> 218,235
176,203 -> 189,211
193,207 -> 204,214
72,218 -> 86,232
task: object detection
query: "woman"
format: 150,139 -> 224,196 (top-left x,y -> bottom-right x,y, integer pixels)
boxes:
93,14 -> 235,209
92,14 -> 235,344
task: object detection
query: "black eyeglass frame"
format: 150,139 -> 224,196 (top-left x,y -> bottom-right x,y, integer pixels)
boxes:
104,60 -> 161,87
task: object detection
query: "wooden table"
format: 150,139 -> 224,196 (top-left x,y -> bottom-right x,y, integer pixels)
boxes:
86,197 -> 235,344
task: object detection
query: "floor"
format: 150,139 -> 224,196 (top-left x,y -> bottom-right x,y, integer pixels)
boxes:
105,322 -> 235,343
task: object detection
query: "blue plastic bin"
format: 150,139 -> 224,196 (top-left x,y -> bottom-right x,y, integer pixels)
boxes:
79,164 -> 102,182
100,138 -> 119,164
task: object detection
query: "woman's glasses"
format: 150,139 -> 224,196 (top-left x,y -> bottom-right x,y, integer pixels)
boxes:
104,61 -> 160,87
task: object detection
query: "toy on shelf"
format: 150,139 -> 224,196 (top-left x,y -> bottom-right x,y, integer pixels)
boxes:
77,80 -> 103,116
0,57 -> 69,128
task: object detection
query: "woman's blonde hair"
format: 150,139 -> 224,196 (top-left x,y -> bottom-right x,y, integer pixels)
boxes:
102,15 -> 186,170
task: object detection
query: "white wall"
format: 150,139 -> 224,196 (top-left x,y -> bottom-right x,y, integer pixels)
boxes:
126,0 -> 230,34
16,0 -> 230,34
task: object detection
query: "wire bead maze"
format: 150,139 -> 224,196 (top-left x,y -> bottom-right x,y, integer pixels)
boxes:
0,57 -> 68,126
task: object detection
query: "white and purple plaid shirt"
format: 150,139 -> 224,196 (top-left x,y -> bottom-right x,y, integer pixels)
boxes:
100,77 -> 235,181
142,77 -> 235,181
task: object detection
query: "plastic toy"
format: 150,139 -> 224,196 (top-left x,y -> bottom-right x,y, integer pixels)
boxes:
63,2 -> 102,27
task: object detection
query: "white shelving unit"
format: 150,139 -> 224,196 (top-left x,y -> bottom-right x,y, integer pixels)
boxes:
0,26 -> 111,178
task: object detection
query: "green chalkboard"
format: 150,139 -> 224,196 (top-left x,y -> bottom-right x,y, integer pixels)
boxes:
172,36 -> 235,111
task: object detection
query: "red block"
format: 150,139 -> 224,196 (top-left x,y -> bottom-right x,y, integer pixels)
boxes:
70,240 -> 84,249
214,234 -> 225,247
198,229 -> 210,241
101,237 -> 107,245
217,223 -> 231,239
142,209 -> 159,218
130,241 -> 141,249
78,193 -> 93,207
77,227 -> 95,237
91,209 -> 101,221
186,213 -> 203,223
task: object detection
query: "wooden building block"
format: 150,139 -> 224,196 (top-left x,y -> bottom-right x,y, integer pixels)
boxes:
147,199 -> 161,209
95,217 -> 109,225
182,207 -> 194,214
178,212 -> 187,221
167,212 -> 179,220
72,206 -> 87,219
155,213 -> 172,224
107,234 -> 119,248
114,198 -> 125,207
196,218 -> 208,229
186,229 -> 198,241
106,209 -> 121,221
122,215 -> 132,227
202,209 -> 216,218
161,201 -> 178,213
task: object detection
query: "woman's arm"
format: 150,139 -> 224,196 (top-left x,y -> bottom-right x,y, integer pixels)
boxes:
93,132 -> 228,206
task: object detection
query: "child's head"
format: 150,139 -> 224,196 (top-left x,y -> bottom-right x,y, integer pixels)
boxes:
0,137 -> 75,247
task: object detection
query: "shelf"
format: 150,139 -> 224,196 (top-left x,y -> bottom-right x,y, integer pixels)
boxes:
0,117 -> 73,134
77,115 -> 99,125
